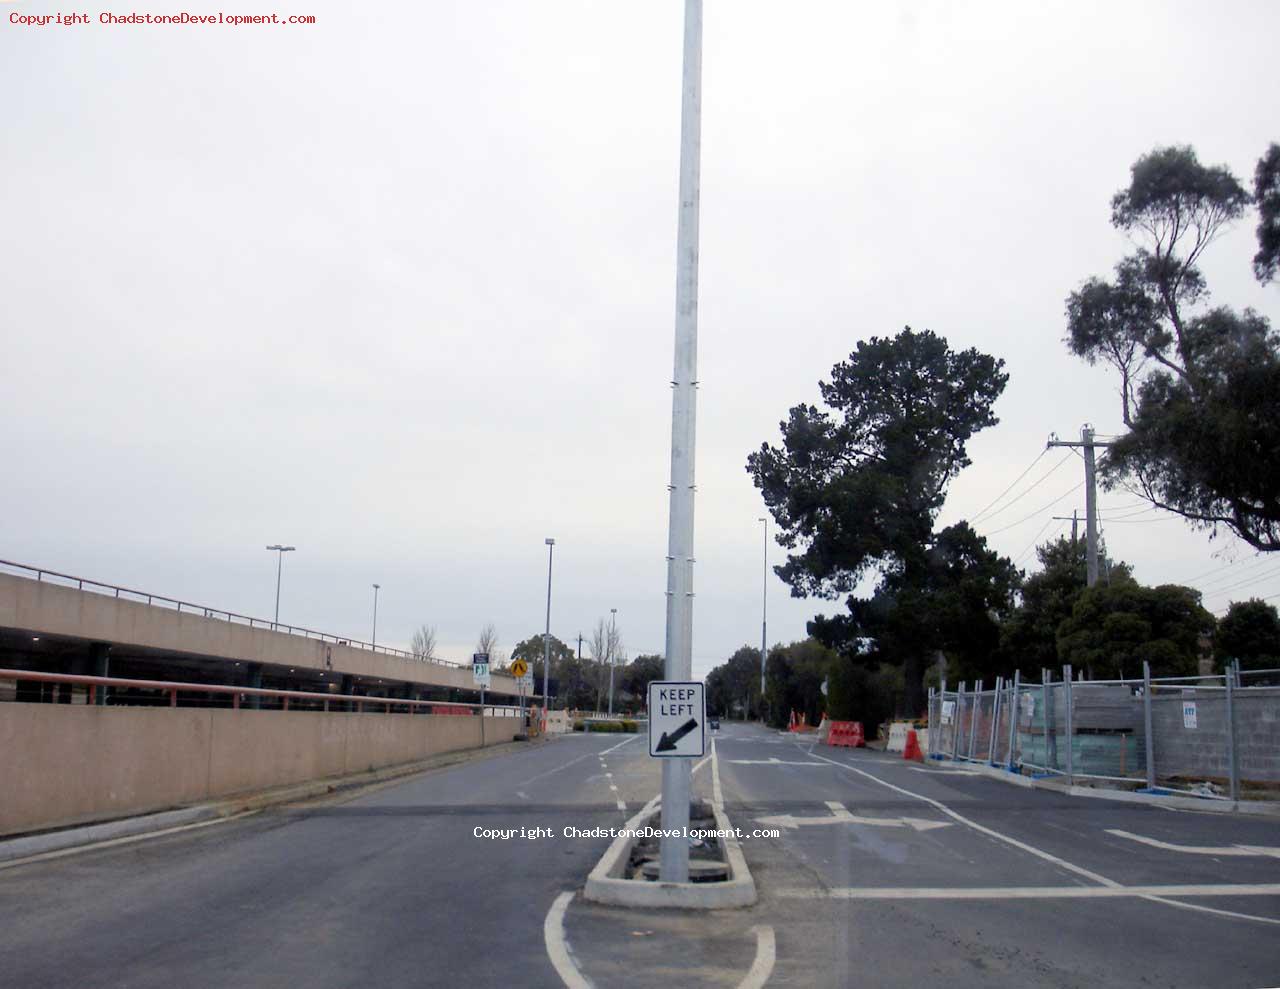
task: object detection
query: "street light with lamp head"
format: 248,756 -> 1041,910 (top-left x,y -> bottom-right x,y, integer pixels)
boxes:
758,517 -> 768,711
542,538 -> 555,721
266,545 -> 295,627
371,583 -> 381,649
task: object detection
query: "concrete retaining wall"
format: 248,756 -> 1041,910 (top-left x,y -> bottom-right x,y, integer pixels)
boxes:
0,706 -> 519,836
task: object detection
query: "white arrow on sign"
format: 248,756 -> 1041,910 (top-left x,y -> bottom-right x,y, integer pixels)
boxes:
756,801 -> 951,833
1106,829 -> 1280,858
729,757 -> 828,767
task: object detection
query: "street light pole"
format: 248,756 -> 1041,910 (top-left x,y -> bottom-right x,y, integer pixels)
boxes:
607,607 -> 618,718
265,545 -> 295,627
542,538 -> 555,718
371,583 -> 380,648
659,0 -> 702,885
758,517 -> 767,713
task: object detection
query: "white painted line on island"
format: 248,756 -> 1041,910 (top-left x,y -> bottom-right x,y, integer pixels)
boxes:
737,925 -> 776,989
544,891 -> 593,989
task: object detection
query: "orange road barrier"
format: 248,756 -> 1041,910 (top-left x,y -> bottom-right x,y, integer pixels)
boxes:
903,728 -> 924,761
827,721 -> 865,748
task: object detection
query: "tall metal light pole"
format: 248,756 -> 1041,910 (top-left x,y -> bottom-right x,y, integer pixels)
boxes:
659,0 -> 702,885
371,583 -> 381,648
607,607 -> 618,718
542,538 -> 555,714
758,517 -> 768,708
266,545 -> 295,627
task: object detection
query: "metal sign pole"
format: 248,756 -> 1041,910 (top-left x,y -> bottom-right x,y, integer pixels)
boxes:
659,0 -> 703,885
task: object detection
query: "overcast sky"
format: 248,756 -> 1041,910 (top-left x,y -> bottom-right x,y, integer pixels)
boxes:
3,1 -> 1279,679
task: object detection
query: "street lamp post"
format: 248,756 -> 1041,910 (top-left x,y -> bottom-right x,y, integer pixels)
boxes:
371,583 -> 381,648
542,538 -> 555,719
659,0 -> 702,884
607,607 -> 618,718
266,545 -> 295,627
758,517 -> 768,712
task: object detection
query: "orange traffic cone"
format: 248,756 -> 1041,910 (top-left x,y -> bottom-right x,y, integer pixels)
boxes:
903,729 -> 924,762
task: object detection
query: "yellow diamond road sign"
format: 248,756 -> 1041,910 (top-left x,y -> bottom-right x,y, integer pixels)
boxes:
510,659 -> 529,678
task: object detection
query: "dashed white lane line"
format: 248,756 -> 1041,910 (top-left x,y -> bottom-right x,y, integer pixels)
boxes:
544,891 -> 593,989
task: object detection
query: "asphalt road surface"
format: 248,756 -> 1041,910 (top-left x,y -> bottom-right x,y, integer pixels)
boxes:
2,722 -> 1279,987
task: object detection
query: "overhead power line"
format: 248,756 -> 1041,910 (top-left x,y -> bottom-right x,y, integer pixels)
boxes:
972,451 -> 1073,526
1178,551 -> 1265,587
968,449 -> 1048,524
1014,519 -> 1064,568
983,481 -> 1085,537
1201,565 -> 1280,600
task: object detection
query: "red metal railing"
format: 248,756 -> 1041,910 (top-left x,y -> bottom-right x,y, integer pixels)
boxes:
0,669 -> 523,717
0,558 -> 463,668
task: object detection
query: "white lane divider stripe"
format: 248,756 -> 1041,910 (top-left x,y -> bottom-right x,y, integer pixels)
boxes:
777,883 -> 1280,899
1106,829 -> 1280,858
599,735 -> 638,757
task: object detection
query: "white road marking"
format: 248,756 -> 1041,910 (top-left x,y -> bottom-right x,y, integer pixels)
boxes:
737,925 -> 776,989
711,738 -> 725,808
805,749 -> 1121,888
522,748 -> 603,786
754,801 -> 951,832
544,891 -> 593,989
1142,893 -> 1280,927
0,811 -> 258,872
910,767 -> 981,776
599,735 -> 638,757
1106,829 -> 1280,858
728,757 -> 828,766
778,883 -> 1280,900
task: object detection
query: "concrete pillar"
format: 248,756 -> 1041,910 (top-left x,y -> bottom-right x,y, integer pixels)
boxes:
340,674 -> 355,712
89,643 -> 110,706
245,663 -> 263,710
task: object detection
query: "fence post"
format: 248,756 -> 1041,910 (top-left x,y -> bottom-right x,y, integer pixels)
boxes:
987,676 -> 1002,765
967,680 -> 983,759
1062,665 -> 1074,786
952,682 -> 965,761
1142,660 -> 1155,790
1041,669 -> 1055,770
938,677 -> 947,761
1006,670 -> 1020,771
927,686 -> 935,747
1225,666 -> 1239,802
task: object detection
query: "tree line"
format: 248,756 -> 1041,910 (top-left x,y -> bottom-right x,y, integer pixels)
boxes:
732,141 -> 1280,725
